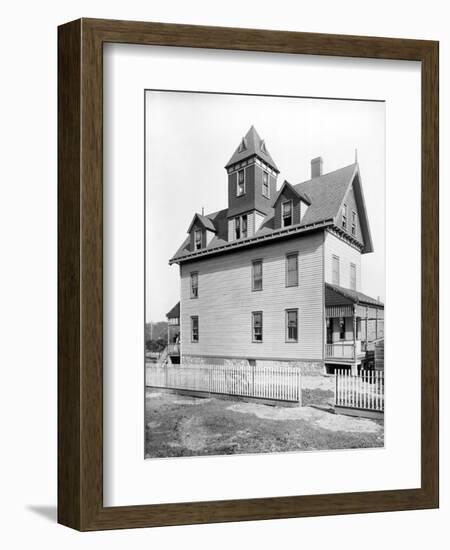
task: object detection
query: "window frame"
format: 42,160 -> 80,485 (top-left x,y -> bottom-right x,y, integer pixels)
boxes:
351,210 -> 357,236
252,311 -> 263,343
262,170 -> 270,198
342,203 -> 348,230
191,315 -> 199,343
350,262 -> 356,290
252,259 -> 263,292
285,308 -> 299,343
236,168 -> 246,196
190,271 -> 199,299
332,254 -> 340,285
285,252 -> 299,287
282,199 -> 293,227
194,228 -> 202,250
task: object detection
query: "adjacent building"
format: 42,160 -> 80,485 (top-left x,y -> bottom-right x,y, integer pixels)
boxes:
169,126 -> 384,374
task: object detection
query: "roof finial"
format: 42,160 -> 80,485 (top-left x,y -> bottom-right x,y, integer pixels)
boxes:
355,148 -> 358,163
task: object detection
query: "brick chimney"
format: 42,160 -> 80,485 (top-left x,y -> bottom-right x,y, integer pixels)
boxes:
311,156 -> 323,178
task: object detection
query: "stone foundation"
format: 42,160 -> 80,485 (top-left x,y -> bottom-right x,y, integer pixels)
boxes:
182,355 -> 325,375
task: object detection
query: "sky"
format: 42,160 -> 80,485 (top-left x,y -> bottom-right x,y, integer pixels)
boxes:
145,91 -> 385,322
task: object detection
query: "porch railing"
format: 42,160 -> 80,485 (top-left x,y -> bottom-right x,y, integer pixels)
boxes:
326,340 -> 361,359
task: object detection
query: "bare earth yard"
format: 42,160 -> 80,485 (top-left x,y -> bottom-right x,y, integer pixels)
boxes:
145,376 -> 384,458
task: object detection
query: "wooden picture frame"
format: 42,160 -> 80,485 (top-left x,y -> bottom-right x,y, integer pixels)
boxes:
58,18 -> 439,531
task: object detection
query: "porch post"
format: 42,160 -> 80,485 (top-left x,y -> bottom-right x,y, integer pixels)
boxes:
352,307 -> 358,376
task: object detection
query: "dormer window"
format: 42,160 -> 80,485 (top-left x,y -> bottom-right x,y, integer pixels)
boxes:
262,171 -> 270,198
234,214 -> 248,240
342,203 -> 348,230
351,211 -> 357,236
194,229 -> 202,250
237,169 -> 245,196
238,137 -> 247,153
282,200 -> 293,227
260,140 -> 267,153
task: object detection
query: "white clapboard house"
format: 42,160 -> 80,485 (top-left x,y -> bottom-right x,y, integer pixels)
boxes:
168,126 -> 384,375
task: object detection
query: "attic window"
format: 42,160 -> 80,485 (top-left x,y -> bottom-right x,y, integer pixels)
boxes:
282,200 -> 293,227
194,229 -> 202,250
262,171 -> 270,198
238,138 -> 247,153
351,211 -> 357,236
237,169 -> 245,196
342,203 -> 348,230
260,140 -> 267,153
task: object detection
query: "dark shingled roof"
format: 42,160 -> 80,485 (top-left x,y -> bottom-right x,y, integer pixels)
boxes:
326,283 -> 384,307
225,126 -> 279,171
187,213 -> 217,233
293,164 -> 357,226
166,301 -> 180,319
170,162 -> 371,264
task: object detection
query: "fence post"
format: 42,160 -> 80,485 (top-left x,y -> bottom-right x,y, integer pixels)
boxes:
297,368 -> 302,406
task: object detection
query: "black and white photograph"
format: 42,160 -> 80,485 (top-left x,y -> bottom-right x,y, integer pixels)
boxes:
145,90 -> 385,458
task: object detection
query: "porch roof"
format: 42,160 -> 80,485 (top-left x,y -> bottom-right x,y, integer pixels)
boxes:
166,301 -> 180,320
325,283 -> 384,308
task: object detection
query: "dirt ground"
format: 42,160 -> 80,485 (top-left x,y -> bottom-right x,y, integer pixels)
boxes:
145,376 -> 384,458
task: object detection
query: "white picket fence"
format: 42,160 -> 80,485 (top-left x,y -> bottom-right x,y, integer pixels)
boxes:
146,363 -> 302,404
335,369 -> 384,412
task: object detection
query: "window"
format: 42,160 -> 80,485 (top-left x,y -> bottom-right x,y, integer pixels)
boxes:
252,312 -> 263,342
332,255 -> 340,285
234,214 -> 248,240
194,229 -> 202,250
286,309 -> 298,342
242,214 -> 248,238
350,263 -> 356,290
237,169 -> 245,196
339,317 -> 346,340
252,260 -> 263,291
190,272 -> 198,298
351,211 -> 357,236
286,253 -> 299,287
282,200 -> 293,227
262,171 -> 270,198
191,316 -> 199,342
342,203 -> 348,230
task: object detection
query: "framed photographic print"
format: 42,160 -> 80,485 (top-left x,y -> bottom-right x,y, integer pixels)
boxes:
58,18 -> 439,530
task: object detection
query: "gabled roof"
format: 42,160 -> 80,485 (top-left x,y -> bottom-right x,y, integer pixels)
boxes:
273,180 -> 312,206
187,213 -> 217,233
294,163 -> 373,253
166,301 -> 180,319
325,283 -> 384,308
170,161 -> 373,264
225,125 -> 279,171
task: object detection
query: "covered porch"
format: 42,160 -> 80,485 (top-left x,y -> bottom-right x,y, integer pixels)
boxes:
325,283 -> 384,375
165,301 -> 180,364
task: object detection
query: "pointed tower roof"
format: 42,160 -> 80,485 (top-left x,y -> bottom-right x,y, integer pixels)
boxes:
225,125 -> 279,172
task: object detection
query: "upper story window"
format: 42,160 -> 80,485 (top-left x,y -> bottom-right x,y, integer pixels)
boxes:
262,171 -> 270,198
234,214 -> 248,240
350,263 -> 356,290
342,203 -> 348,230
190,272 -> 198,298
282,200 -> 293,227
194,229 -> 202,250
286,253 -> 299,287
286,309 -> 298,342
252,259 -> 263,291
237,169 -> 246,196
252,311 -> 263,342
351,211 -> 357,236
332,255 -> 340,285
191,316 -> 199,342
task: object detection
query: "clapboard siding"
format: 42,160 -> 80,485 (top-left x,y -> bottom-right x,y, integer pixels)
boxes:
324,230 -> 361,290
180,231 -> 324,360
